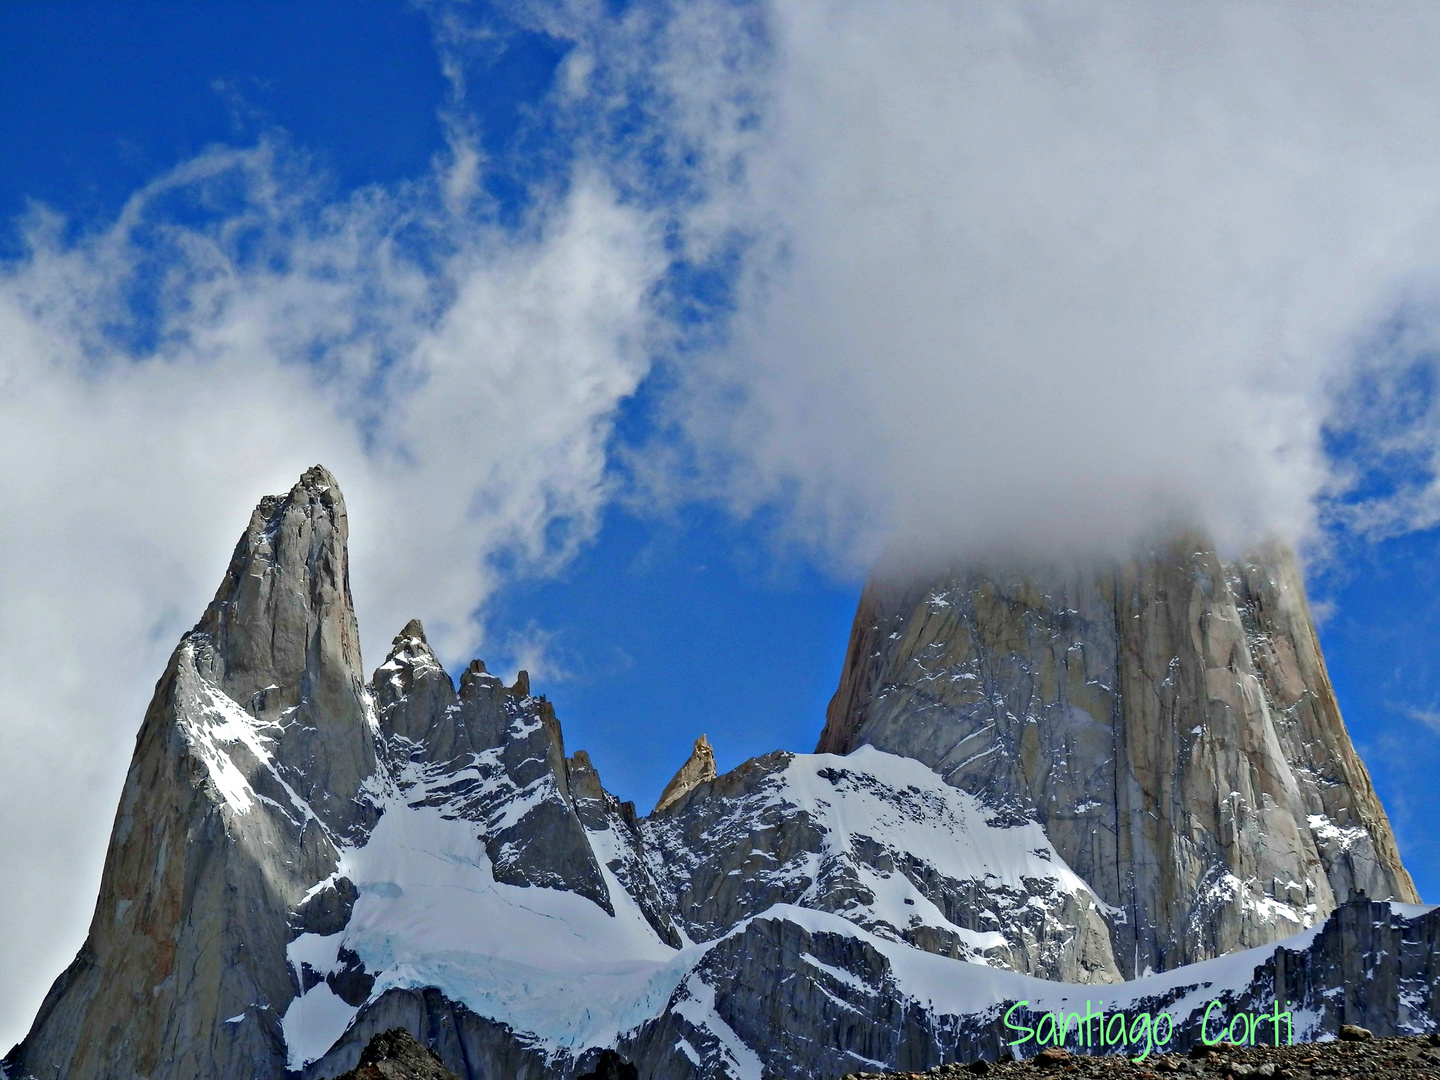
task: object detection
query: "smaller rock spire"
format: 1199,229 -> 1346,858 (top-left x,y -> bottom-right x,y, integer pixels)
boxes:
653,734 -> 717,814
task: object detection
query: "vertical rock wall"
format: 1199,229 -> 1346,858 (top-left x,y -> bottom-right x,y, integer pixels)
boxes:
817,535 -> 1417,976
9,467 -> 375,1080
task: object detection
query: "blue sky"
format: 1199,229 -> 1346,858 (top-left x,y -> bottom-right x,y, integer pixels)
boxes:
4,0 -> 1440,1050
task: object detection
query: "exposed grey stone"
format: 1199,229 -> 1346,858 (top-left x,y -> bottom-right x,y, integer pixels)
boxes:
642,750 -> 1120,982
615,912 -> 1021,1080
567,750 -> 684,948
291,877 -> 360,940
192,464 -> 378,843
817,535 -> 1417,976
372,627 -> 614,915
327,948 -> 377,1007
8,467 -> 374,1080
653,735 -> 717,814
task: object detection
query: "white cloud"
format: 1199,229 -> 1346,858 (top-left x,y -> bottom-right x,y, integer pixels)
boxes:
0,138 -> 660,1047
574,1 -> 1440,568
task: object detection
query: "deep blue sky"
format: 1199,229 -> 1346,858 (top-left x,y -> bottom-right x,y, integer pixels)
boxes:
0,1 -> 445,241
1313,528 -> 1440,905
2,0 -> 1437,907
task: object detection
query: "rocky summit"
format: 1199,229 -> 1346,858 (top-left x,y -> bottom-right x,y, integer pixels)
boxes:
335,1028 -> 460,1080
3,471 -> 1436,1080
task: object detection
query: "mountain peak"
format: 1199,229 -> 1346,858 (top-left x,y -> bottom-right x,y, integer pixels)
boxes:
7,467 -> 376,1080
818,535 -> 1418,975
653,733 -> 717,813
189,466 -> 375,837
197,466 -> 359,689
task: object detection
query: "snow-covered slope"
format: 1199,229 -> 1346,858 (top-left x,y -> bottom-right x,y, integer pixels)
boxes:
280,740 -> 1115,1073
641,747 -> 1120,982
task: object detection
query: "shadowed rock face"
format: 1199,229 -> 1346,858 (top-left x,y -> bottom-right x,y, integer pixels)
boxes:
370,621 -> 614,915
817,536 -> 1418,976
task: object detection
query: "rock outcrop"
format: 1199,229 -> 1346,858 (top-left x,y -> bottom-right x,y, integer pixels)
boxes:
335,1028 -> 461,1080
653,734 -> 717,813
5,473 -> 1431,1080
370,619 -> 612,913
817,536 -> 1417,976
6,466 -> 372,1080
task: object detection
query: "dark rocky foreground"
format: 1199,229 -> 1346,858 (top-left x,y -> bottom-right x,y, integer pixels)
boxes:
335,1028 -> 459,1079
340,1026 -> 1440,1080
850,1033 -> 1440,1080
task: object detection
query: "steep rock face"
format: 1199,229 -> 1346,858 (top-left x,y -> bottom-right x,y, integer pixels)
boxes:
654,735 -> 717,813
8,467 -> 373,1080
816,536 -> 1417,976
567,749 -> 685,948
281,619 -> 687,1072
369,622 -> 610,912
195,465 -> 377,842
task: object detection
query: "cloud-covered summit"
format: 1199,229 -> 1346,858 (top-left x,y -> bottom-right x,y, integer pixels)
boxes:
563,0 -> 1440,567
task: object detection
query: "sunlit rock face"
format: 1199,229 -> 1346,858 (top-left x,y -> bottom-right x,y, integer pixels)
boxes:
6,467 -> 375,1080
6,475 -> 1430,1080
817,535 -> 1419,977
653,734 -> 717,814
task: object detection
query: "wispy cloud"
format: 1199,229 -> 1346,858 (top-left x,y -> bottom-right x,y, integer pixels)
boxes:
1402,704 -> 1440,737
497,621 -> 570,684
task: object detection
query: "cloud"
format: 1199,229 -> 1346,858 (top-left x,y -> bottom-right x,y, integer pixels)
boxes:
549,0 -> 1440,568
496,621 -> 570,683
0,133 -> 660,1044
1402,705 -> 1440,738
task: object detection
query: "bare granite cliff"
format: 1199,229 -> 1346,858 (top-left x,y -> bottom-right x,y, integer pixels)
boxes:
653,734 -> 717,813
8,466 -> 376,1080
816,535 -> 1418,977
